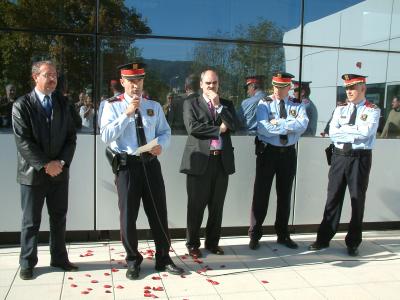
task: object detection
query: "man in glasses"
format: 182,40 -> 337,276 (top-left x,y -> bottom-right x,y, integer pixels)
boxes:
12,60 -> 78,280
180,69 -> 237,258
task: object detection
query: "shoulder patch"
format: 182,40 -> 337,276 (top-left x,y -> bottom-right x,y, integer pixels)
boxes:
365,101 -> 378,109
107,95 -> 123,103
261,96 -> 273,102
338,102 -> 348,106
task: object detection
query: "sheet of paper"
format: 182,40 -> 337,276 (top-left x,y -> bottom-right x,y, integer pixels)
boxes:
133,137 -> 158,156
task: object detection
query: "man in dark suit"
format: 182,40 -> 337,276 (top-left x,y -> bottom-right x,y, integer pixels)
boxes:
12,60 -> 77,280
180,69 -> 237,258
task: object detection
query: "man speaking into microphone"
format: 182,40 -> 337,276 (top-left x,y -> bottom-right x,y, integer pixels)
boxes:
100,60 -> 183,280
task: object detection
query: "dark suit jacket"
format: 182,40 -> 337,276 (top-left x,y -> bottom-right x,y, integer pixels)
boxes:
180,95 -> 236,176
12,90 -> 76,185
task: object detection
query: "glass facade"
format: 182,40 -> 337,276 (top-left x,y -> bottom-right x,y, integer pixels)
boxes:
1,0 -> 400,137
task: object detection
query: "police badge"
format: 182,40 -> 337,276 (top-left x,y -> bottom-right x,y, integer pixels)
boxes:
147,109 -> 154,116
289,109 -> 297,117
360,114 -> 368,121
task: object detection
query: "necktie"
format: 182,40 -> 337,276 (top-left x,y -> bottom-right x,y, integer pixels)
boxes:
135,110 -> 152,161
343,104 -> 357,151
43,95 -> 52,118
279,100 -> 288,145
207,101 -> 221,148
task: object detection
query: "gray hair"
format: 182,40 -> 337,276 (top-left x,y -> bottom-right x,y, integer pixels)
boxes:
31,60 -> 56,75
200,69 -> 218,82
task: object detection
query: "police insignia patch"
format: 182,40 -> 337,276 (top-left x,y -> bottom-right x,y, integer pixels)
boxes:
147,109 -> 154,116
290,109 -> 297,117
360,114 -> 368,121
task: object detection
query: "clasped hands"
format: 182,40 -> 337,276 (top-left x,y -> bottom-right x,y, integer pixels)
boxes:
44,160 -> 64,177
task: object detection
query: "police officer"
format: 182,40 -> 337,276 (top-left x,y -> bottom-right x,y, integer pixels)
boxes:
237,75 -> 266,135
100,61 -> 183,279
309,74 -> 380,256
248,72 -> 309,250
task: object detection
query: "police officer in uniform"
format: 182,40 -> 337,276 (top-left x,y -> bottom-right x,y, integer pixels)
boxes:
237,75 -> 266,135
100,61 -> 183,279
248,72 -> 309,250
309,74 -> 380,256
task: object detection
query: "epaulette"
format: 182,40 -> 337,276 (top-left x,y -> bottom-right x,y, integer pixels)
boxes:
261,96 -> 273,102
338,102 -> 348,106
291,97 -> 301,104
365,101 -> 378,109
107,94 -> 124,103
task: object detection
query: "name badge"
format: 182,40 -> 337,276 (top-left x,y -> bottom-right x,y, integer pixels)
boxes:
147,109 -> 154,116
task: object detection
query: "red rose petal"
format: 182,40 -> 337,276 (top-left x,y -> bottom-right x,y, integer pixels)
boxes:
68,277 -> 73,280
261,280 -> 269,284
111,268 -> 119,272
85,274 -> 91,277
116,285 -> 124,289
206,279 -> 220,285
151,276 -> 161,280
104,284 -> 112,288
181,255 -> 187,259
81,290 -> 89,294
144,286 -> 151,289
104,272 -> 110,276
144,294 -> 151,297
70,284 -> 78,288
152,286 -> 164,291
144,290 -> 151,294
162,274 -> 168,277
87,288 -> 93,291
90,280 -> 98,283
105,290 -> 112,293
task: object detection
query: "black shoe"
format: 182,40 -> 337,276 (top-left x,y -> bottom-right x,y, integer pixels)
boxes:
249,239 -> 260,250
50,261 -> 79,272
187,247 -> 202,258
155,263 -> 184,275
126,264 -> 140,280
205,245 -> 224,255
277,236 -> 298,249
19,268 -> 33,280
308,242 -> 329,251
347,246 -> 359,257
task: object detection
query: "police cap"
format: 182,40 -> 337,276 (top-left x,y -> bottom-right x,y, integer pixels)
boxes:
117,61 -> 146,79
341,74 -> 367,87
272,72 -> 295,87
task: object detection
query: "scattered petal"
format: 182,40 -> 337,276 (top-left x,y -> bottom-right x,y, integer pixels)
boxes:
261,280 -> 269,284
80,254 -> 85,257
104,272 -> 110,276
144,286 -> 152,290
85,274 -> 91,277
70,284 -> 78,288
111,268 -> 119,272
111,258 -> 115,261
162,274 -> 168,277
67,277 -> 73,280
181,255 -> 187,259
116,285 -> 124,289
81,290 -> 90,294
90,280 -> 98,283
152,286 -> 164,291
151,276 -> 161,280
87,288 -> 93,291
110,247 -> 115,251
180,274 -> 186,278
144,290 -> 151,294
103,284 -> 112,288
206,279 -> 220,285
105,290 -> 112,293
87,250 -> 94,253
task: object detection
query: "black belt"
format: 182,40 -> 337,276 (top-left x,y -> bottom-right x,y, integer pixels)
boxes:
126,154 -> 155,164
265,143 -> 295,153
209,150 -> 222,156
333,147 -> 371,157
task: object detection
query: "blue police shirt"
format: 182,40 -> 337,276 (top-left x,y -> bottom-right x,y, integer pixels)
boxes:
238,90 -> 266,134
100,93 -> 171,154
257,95 -> 309,146
329,99 -> 380,150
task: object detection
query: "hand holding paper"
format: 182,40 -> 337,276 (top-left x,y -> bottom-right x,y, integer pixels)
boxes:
134,137 -> 159,156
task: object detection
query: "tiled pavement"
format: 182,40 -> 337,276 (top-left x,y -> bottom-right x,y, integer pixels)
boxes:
1,231 -> 400,299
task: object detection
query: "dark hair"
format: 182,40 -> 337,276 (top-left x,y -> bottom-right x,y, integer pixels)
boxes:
185,74 -> 200,92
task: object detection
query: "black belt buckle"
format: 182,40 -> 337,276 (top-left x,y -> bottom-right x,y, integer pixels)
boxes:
210,150 -> 221,156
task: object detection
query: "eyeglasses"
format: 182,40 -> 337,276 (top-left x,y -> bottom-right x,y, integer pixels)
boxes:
204,81 -> 218,85
40,73 -> 58,79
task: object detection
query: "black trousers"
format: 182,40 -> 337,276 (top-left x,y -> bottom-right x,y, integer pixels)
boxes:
115,158 -> 171,267
249,145 -> 297,241
186,155 -> 229,249
316,151 -> 372,248
19,181 -> 69,269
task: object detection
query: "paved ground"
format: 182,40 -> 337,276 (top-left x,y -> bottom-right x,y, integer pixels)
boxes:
1,231 -> 400,299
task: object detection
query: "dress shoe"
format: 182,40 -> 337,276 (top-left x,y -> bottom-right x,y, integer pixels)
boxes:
188,247 -> 202,258
155,263 -> 184,275
277,236 -> 298,249
126,264 -> 140,280
308,241 -> 329,251
19,268 -> 33,280
347,246 -> 359,257
50,261 -> 79,272
206,245 -> 224,255
249,239 -> 260,250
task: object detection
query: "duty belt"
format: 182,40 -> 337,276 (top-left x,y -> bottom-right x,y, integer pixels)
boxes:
265,143 -> 295,153
333,147 -> 371,157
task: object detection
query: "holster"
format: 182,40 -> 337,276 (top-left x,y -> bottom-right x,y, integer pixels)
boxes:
325,143 -> 334,166
105,146 -> 121,174
254,136 -> 267,155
